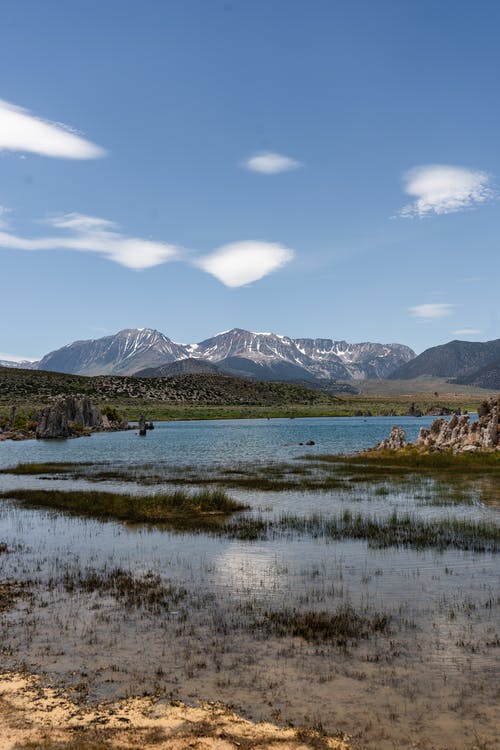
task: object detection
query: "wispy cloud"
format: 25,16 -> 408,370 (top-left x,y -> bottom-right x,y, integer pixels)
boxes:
196,241 -> 294,287
0,205 -> 10,229
399,165 -> 494,218
453,328 -> 481,336
243,152 -> 301,175
0,99 -> 105,159
409,303 -> 455,319
0,213 -> 180,269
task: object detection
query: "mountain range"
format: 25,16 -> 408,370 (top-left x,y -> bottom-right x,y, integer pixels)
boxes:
2,329 -> 499,388
20,328 -> 416,381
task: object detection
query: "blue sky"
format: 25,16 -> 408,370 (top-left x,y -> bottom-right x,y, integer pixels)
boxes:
1,0 -> 499,360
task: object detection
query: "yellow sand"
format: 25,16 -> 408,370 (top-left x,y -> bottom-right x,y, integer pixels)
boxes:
0,671 -> 350,750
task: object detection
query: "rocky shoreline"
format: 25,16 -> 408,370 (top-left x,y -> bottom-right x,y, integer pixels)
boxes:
374,396 -> 499,453
0,396 -> 129,442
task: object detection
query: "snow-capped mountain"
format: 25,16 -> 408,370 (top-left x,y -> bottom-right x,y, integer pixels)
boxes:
0,358 -> 38,370
31,327 -> 415,380
294,338 -> 415,379
189,330 -> 414,380
191,329 -> 311,365
36,328 -> 187,376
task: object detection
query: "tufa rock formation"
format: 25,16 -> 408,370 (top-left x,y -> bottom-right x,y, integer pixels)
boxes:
0,397 -> 129,441
416,397 -> 499,452
138,414 -> 147,436
374,426 -> 408,451
35,396 -> 104,438
374,397 -> 499,453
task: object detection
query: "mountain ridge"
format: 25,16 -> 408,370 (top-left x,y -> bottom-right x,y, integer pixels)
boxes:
34,327 -> 416,381
389,338 -> 500,384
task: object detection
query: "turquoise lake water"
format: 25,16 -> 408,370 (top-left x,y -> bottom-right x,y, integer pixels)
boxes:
0,415 -> 447,469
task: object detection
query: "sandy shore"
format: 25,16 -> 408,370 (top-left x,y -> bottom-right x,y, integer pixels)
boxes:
0,671 -> 350,750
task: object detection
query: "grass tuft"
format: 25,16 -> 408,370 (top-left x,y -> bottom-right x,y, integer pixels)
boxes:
257,604 -> 390,646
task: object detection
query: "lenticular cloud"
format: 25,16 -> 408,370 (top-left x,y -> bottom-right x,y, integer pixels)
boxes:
244,152 -> 301,175
0,99 -> 105,159
409,303 -> 455,320
400,164 -> 494,218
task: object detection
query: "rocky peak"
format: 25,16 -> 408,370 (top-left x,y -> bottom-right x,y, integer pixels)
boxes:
194,329 -> 306,364
37,328 -> 188,376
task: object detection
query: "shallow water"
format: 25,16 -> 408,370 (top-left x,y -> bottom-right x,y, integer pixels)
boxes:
0,415 -> 498,750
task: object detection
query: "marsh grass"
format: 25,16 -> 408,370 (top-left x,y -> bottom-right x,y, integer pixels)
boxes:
310,447 -> 500,473
224,511 -> 499,552
1,481 -> 496,549
0,488 -> 247,528
6,453 -> 499,503
0,462 -> 94,476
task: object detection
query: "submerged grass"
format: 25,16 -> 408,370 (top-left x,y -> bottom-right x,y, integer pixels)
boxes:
0,488 -> 247,527
256,604 -> 390,646
0,460 -> 348,492
58,567 -> 188,613
0,581 -> 31,612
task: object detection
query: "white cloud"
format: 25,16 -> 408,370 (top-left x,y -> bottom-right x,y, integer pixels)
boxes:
453,328 -> 481,336
196,241 -> 294,287
400,164 -> 494,218
409,303 -> 455,319
0,214 -> 295,283
0,99 -> 105,159
0,213 -> 179,269
244,152 -> 301,174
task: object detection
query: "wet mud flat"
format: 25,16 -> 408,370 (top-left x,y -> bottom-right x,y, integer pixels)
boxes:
0,463 -> 499,750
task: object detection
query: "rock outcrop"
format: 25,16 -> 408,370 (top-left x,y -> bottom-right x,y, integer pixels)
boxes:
374,426 -> 408,451
373,397 -> 499,453
35,396 -> 104,439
